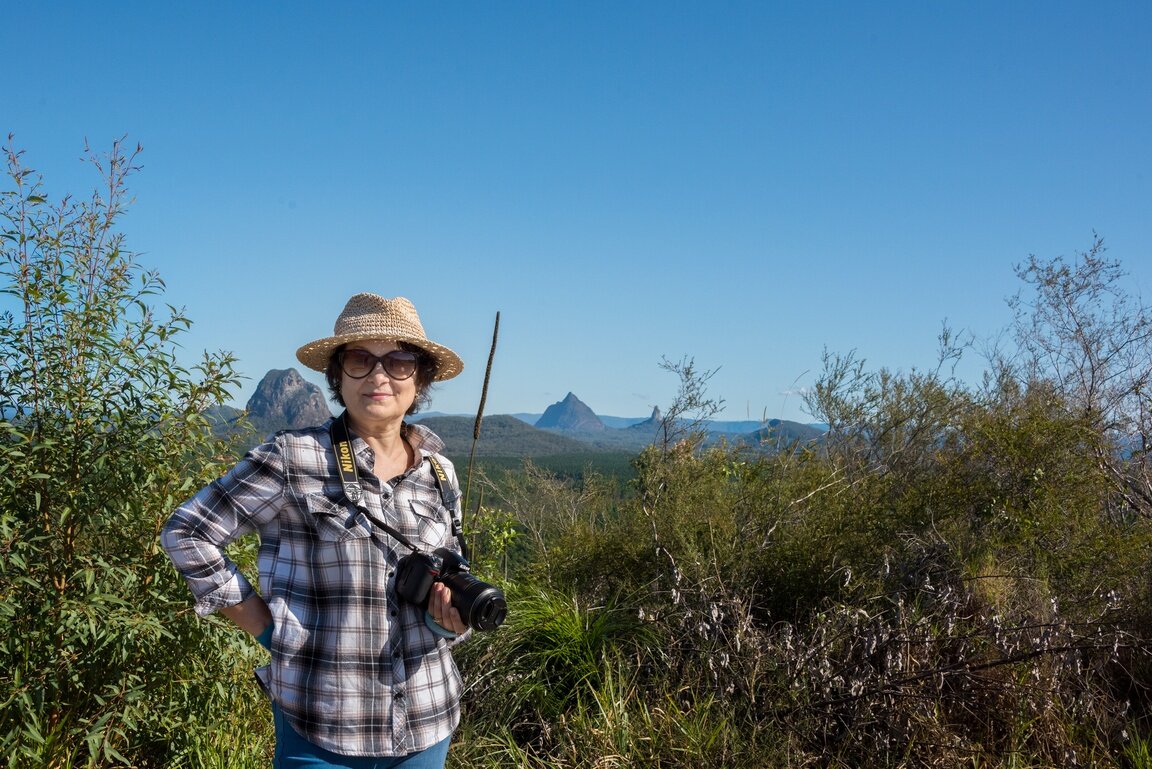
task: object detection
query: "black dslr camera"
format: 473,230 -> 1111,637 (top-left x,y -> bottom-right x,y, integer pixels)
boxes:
394,547 -> 507,631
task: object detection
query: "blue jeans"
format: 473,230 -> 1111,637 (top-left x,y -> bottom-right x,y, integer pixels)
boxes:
272,701 -> 452,769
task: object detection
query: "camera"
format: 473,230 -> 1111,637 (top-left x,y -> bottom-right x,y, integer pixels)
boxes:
394,547 -> 507,631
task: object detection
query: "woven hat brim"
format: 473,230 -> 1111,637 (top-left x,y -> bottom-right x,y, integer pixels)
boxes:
295,333 -> 464,381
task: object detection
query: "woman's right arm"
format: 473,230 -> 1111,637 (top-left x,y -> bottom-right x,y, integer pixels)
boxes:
221,593 -> 274,638
160,440 -> 284,620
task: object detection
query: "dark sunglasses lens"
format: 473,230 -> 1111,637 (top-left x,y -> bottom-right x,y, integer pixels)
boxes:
341,350 -> 376,378
341,349 -> 418,379
383,351 -> 418,379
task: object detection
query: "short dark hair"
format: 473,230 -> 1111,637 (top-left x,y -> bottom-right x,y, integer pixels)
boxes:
325,341 -> 439,415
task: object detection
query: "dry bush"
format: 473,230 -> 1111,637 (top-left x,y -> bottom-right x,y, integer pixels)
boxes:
772,537 -> 1145,768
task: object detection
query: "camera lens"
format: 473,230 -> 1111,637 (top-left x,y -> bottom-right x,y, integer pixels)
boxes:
440,571 -> 508,631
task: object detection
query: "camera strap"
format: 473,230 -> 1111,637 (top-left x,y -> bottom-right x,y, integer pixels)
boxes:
425,453 -> 470,561
330,411 -> 468,558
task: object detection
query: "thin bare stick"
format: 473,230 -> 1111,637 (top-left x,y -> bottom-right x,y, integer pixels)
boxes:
464,311 -> 499,531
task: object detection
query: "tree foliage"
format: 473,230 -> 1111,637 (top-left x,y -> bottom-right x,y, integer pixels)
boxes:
0,137 -> 263,768
1005,236 -> 1152,519
654,355 -> 724,452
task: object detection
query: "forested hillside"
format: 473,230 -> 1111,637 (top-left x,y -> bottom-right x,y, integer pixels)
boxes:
415,414 -> 590,456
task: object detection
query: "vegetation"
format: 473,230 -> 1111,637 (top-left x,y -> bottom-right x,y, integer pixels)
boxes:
2,139 -> 1150,768
451,239 -> 1152,768
0,139 -> 269,768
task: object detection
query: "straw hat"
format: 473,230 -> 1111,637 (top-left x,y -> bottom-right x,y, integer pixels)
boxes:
295,293 -> 463,381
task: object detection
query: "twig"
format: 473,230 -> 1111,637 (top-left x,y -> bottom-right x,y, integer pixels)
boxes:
464,311 -> 499,531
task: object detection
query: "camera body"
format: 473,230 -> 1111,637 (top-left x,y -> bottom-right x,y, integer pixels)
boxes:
394,547 -> 507,631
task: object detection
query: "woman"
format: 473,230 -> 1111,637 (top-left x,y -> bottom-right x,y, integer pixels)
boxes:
162,293 -> 470,768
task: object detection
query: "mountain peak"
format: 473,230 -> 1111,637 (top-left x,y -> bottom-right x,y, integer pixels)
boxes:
247,368 -> 332,429
535,392 -> 605,432
631,406 -> 662,428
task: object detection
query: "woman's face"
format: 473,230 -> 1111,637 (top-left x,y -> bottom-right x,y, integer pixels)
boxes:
339,340 -> 419,432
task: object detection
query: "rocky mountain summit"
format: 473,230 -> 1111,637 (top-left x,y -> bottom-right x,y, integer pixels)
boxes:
207,368 -> 332,437
247,369 -> 333,429
535,392 -> 605,432
628,406 -> 663,431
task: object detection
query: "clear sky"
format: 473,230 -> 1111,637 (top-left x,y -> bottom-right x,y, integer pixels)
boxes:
6,2 -> 1151,423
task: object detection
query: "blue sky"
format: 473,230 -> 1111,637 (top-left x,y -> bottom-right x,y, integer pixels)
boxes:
6,2 -> 1151,423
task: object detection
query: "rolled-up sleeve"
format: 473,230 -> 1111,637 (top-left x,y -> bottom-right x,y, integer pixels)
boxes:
161,440 -> 285,616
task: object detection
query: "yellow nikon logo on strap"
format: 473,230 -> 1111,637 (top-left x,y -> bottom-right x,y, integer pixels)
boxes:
337,441 -> 355,475
428,455 -> 449,485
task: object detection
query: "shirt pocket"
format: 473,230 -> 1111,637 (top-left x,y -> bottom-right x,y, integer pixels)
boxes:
299,493 -> 371,543
408,497 -> 451,549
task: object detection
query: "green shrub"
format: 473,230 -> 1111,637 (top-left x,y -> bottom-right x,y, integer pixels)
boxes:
0,139 -> 263,767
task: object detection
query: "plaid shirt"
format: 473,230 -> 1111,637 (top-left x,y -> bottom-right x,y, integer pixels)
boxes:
161,418 -> 466,757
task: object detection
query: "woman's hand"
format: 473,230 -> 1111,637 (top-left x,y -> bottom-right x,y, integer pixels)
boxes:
428,582 -> 468,635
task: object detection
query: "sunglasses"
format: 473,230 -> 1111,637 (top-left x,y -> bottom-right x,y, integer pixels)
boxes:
339,349 -> 420,380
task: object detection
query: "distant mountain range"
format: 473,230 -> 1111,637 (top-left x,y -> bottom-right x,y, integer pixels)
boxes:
207,370 -> 825,457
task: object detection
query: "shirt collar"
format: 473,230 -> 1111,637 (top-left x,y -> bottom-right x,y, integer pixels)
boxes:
401,421 -> 446,456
